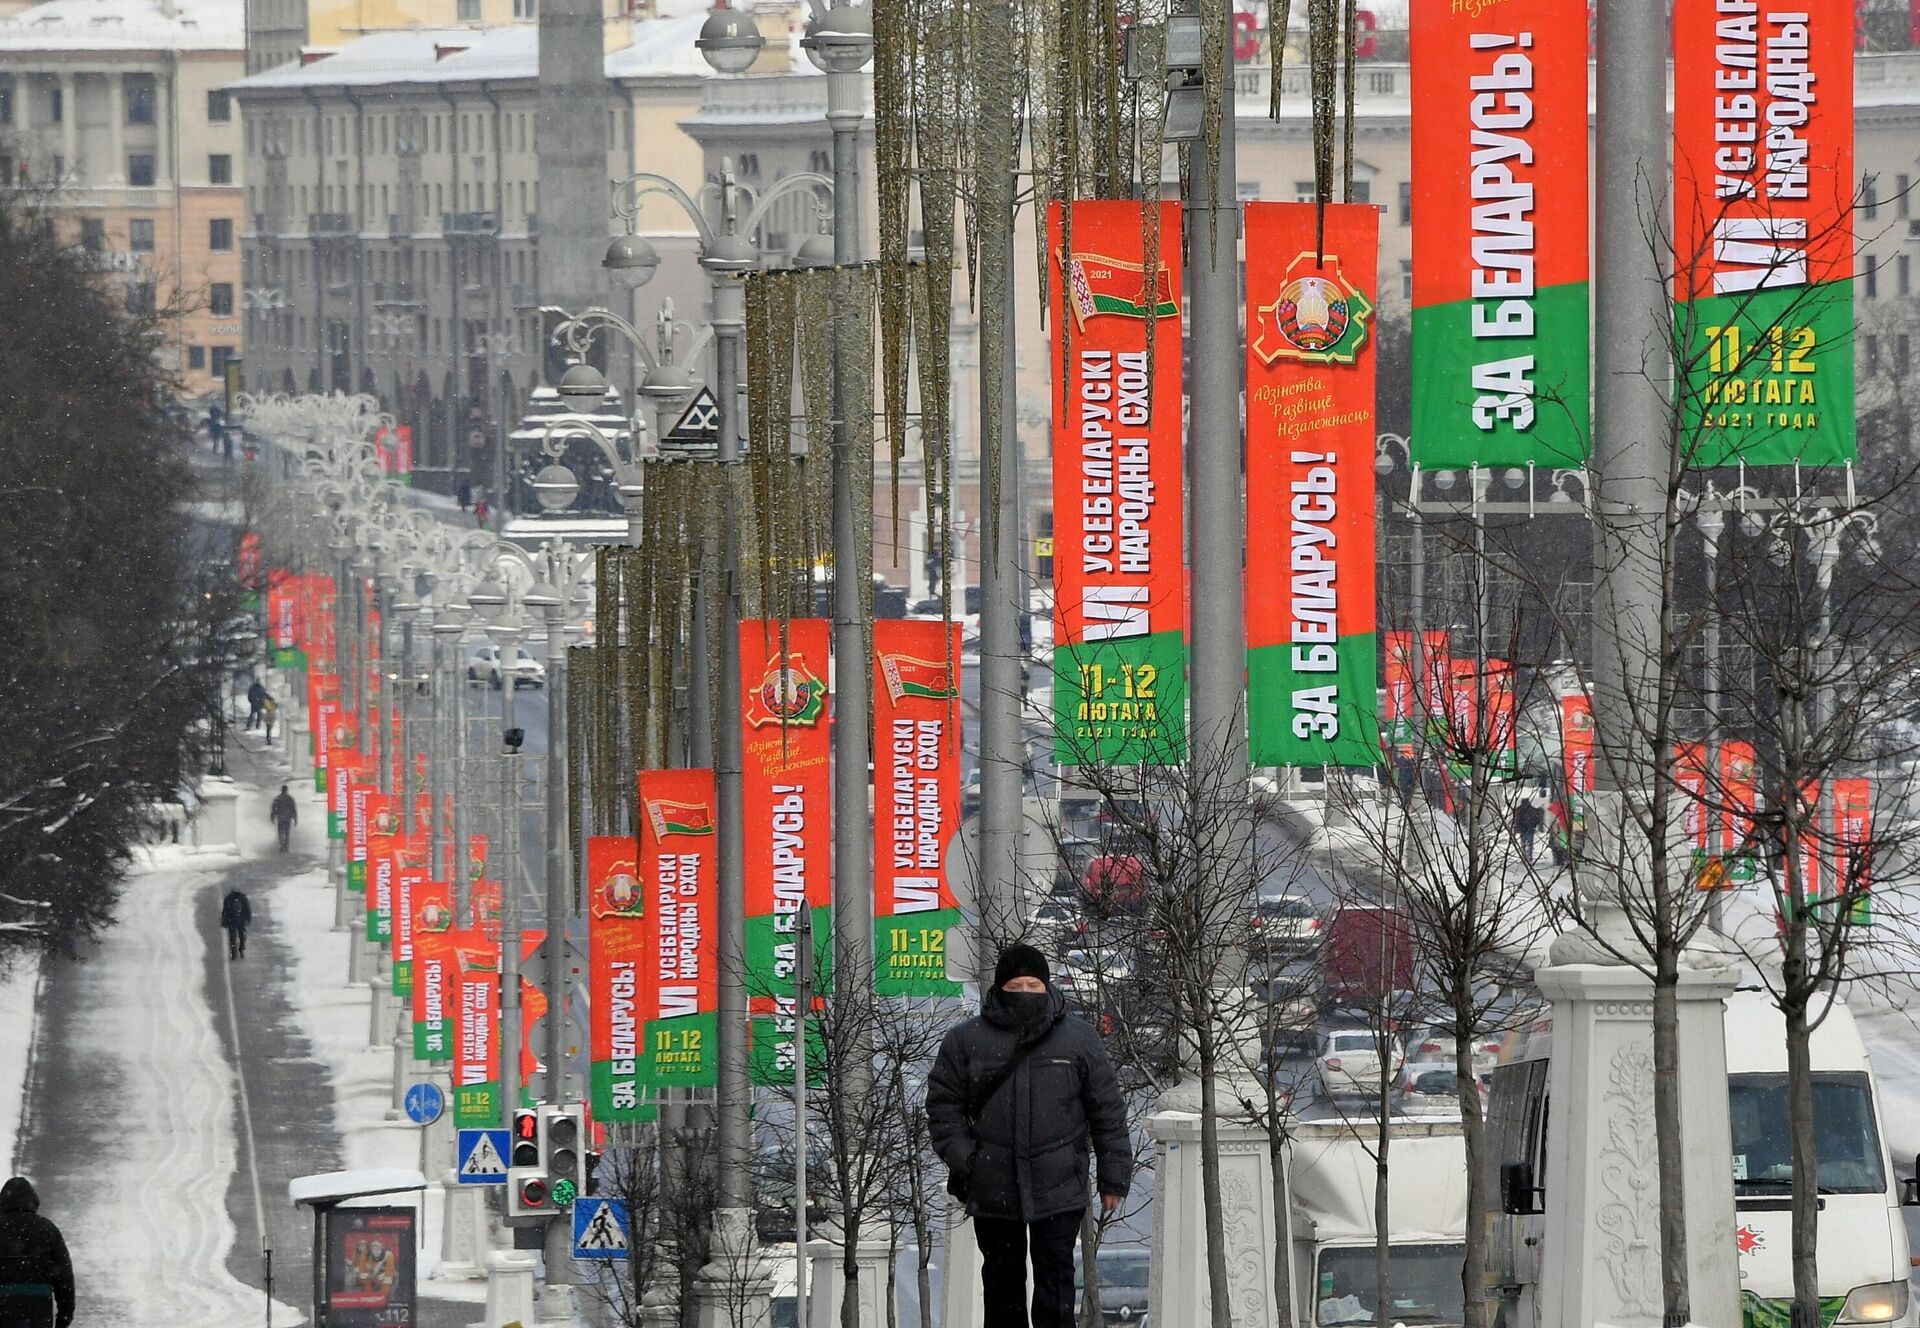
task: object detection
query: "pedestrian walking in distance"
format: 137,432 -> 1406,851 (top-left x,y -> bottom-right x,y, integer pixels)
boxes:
1514,793 -> 1544,862
925,944 -> 1131,1328
0,1176 -> 74,1328
220,887 -> 252,960
262,694 -> 278,743
246,678 -> 269,731
270,784 -> 298,853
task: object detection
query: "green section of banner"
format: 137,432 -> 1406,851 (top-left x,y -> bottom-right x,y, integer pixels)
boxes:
1678,281 -> 1855,467
453,1080 -> 498,1130
1052,630 -> 1187,766
367,894 -> 391,944
1410,281 -> 1590,469
877,906 -> 963,996
748,1014 -> 828,1089
392,959 -> 412,997
744,905 -> 832,1006
347,862 -> 365,892
1249,631 -> 1380,767
414,1008 -> 449,1061
328,810 -> 343,836
271,647 -> 307,670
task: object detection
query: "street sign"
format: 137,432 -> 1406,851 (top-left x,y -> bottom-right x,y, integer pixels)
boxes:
665,388 -> 721,443
456,1128 -> 510,1185
572,1198 -> 630,1261
403,1081 -> 445,1126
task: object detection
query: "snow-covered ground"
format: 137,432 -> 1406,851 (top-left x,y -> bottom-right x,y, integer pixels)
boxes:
39,839 -> 305,1326
0,949 -> 41,1171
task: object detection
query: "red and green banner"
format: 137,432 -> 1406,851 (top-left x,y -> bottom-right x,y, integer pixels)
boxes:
873,620 -> 962,996
1410,0 -> 1590,467
314,698 -> 339,797
1676,742 -> 1714,859
739,620 -> 831,1087
465,834 -> 489,908
1675,0 -> 1854,466
390,865 -> 428,994
1560,694 -> 1594,800
1245,201 -> 1381,767
1048,200 -> 1187,766
410,881 -> 454,1058
1719,740 -> 1760,886
472,878 -> 503,944
1384,632 -> 1417,753
367,835 -> 396,943
450,932 -> 499,1128
1831,777 -> 1871,922
636,770 -> 719,1089
588,834 -> 650,1120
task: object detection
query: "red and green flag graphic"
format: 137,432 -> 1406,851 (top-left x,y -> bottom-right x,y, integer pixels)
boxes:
1410,0 -> 1590,467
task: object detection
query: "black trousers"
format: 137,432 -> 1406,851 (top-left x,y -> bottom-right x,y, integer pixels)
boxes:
226,924 -> 246,958
974,1208 -> 1082,1328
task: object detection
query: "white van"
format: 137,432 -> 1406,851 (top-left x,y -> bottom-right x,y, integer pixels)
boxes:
1485,989 -> 1918,1328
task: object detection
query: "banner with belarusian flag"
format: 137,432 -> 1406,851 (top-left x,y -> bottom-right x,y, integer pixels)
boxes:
450,931 -> 499,1128
1831,777 -> 1872,923
313,698 -> 338,797
739,620 -> 831,1088
366,835 -> 396,943
1410,0 -> 1590,467
391,866 -> 428,994
465,834 -> 489,901
1384,632 -> 1417,753
1719,740 -> 1760,887
588,835 -> 647,1120
634,770 -> 720,1091
1674,0 -> 1854,466
1048,200 -> 1187,767
873,619 -> 962,996
1560,693 -> 1594,802
1675,742 -> 1714,869
410,881 -> 454,1059
1245,201 -> 1380,767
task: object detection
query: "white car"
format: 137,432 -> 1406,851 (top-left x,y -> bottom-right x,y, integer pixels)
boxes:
1317,1027 -> 1406,1101
1023,900 -> 1086,945
1250,891 -> 1322,951
1406,1029 -> 1503,1081
468,643 -> 546,689
1394,1060 -> 1464,1116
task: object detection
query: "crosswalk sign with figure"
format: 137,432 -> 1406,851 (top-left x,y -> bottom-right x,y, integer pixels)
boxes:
456,1128 -> 510,1185
572,1198 -> 630,1260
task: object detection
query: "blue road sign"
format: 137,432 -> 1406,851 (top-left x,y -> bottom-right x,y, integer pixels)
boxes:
572,1198 -> 630,1261
456,1128 -> 510,1185
403,1081 -> 445,1126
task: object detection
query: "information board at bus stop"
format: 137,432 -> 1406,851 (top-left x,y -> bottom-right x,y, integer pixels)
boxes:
320,1205 -> 415,1328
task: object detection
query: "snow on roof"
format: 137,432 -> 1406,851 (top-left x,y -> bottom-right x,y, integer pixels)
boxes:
289,1167 -> 428,1208
0,0 -> 242,53
230,27 -> 482,90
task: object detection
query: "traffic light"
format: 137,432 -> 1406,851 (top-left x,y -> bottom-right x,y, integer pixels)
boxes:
507,1108 -> 550,1217
539,1103 -> 588,1207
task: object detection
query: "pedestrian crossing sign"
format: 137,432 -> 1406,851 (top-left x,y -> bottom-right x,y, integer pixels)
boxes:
456,1128 -> 510,1185
572,1198 -> 630,1260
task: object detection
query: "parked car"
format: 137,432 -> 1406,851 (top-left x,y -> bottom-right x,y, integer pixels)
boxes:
1406,1028 -> 1503,1081
1023,899 -> 1088,947
467,642 -> 546,688
1250,964 -> 1320,1058
1057,945 -> 1137,993
1250,891 -> 1323,951
1394,1061 -> 1463,1115
1316,1027 -> 1405,1101
1076,1244 -> 1150,1325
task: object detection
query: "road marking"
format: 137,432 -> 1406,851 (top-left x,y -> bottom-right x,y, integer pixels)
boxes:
220,898 -> 269,1254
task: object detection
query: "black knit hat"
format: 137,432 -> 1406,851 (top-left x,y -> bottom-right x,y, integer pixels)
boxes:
994,943 -> 1051,990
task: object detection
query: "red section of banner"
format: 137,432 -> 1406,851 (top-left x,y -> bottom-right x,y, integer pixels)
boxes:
1832,776 -> 1871,898
1560,695 -> 1595,796
1676,742 -> 1712,852
1720,740 -> 1757,855
1674,0 -> 1853,303
587,834 -> 648,1118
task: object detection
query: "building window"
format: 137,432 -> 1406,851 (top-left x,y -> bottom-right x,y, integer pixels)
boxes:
515,0 -> 534,18
211,345 -> 235,376
0,156 -> 11,186
0,87 -> 11,124
189,345 -> 206,369
1898,334 -> 1912,379
1900,175 -> 1912,221
210,217 -> 233,250
129,218 -> 156,252
50,155 -> 62,182
1864,180 -> 1878,220
1400,259 -> 1412,300
458,0 -> 480,18
1864,259 -> 1878,300
126,281 -> 156,315
207,90 -> 231,123
1398,180 -> 1412,226
736,153 -> 761,178
126,75 -> 156,125
48,86 -> 60,122
1294,180 -> 1315,203
210,283 -> 235,315
81,217 -> 105,251
128,153 -> 156,187
1900,254 -> 1912,297
209,153 -> 232,184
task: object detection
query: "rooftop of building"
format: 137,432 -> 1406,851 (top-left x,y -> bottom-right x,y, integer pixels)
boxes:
0,0 -> 241,53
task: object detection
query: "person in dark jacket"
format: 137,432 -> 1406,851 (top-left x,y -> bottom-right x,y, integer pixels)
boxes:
220,887 -> 252,959
270,784 -> 298,852
0,1176 -> 73,1328
925,944 -> 1131,1328
245,679 -> 269,731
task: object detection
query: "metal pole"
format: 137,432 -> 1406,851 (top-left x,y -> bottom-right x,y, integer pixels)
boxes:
1590,0 -> 1672,802
542,595 -> 570,1101
712,267 -> 754,1216
400,614 -> 417,841
826,54 -> 874,1117
500,688 -> 524,1132
1186,0 -> 1249,922
428,628 -> 447,881
975,69 -> 1022,964
794,905 -> 814,1328
1700,510 -> 1724,933
452,625 -> 470,921
377,583 -> 393,795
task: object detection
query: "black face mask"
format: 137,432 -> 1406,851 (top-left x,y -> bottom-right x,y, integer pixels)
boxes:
1000,989 -> 1051,1030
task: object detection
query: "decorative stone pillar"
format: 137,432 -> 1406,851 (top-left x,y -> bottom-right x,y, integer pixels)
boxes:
197,777 -> 239,850
436,1172 -> 491,1280
937,1198 -> 983,1328
693,1207 -> 772,1328
484,1248 -> 537,1328
1145,1079 -> 1279,1326
1533,948 -> 1741,1328
804,1223 -> 891,1328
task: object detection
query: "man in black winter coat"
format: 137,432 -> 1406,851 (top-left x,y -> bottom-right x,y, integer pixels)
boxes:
221,888 -> 253,959
925,944 -> 1131,1328
0,1176 -> 74,1328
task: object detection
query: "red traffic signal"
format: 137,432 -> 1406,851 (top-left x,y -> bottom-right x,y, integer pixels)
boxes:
512,1109 -> 541,1168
